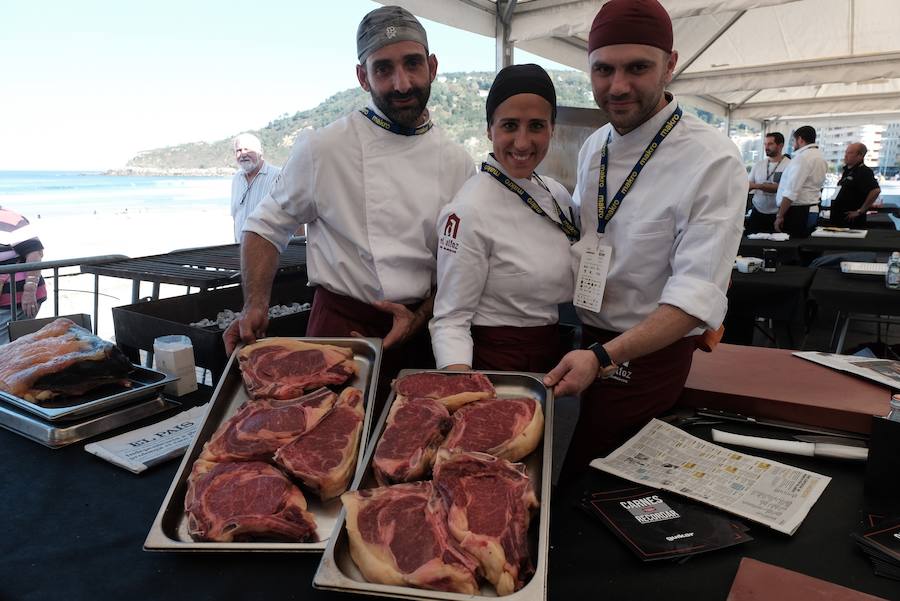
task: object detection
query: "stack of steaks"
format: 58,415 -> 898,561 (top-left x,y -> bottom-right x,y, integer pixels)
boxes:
343,371 -> 544,595
185,338 -> 363,543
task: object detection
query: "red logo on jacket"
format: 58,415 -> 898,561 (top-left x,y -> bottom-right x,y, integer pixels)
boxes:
443,213 -> 461,239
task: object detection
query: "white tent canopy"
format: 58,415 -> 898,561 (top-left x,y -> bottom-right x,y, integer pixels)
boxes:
378,0 -> 900,127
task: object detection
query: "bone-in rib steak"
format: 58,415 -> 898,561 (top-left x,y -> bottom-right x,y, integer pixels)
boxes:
433,451 -> 539,595
274,387 -> 365,500
341,481 -> 479,594
439,397 -> 544,462
392,372 -> 495,412
185,460 -> 318,542
238,338 -> 357,399
373,396 -> 451,485
199,387 -> 336,462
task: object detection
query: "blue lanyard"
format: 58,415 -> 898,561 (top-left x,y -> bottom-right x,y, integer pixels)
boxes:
359,107 -> 433,136
597,106 -> 682,234
481,158 -> 580,243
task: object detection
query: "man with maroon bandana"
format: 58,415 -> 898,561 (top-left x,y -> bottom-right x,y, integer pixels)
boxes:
544,0 -> 746,477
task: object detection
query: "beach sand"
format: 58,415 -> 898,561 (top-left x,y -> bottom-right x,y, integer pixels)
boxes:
29,204 -> 235,340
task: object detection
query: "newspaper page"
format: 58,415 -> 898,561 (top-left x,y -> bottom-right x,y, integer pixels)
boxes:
84,404 -> 208,474
590,419 -> 831,535
794,351 -> 900,390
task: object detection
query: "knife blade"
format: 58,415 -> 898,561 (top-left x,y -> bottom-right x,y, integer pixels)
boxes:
696,408 -> 868,441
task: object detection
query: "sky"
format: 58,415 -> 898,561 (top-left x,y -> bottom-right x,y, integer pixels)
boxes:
2,0 -> 573,171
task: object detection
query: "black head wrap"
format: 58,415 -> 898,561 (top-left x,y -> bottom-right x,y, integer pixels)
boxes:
486,64 -> 557,126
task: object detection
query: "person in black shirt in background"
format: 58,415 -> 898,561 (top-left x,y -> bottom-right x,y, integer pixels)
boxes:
831,142 -> 881,228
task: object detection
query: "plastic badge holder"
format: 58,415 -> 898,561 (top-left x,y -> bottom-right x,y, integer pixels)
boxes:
153,335 -> 198,396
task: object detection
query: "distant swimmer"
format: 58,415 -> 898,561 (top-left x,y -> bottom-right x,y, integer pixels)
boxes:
230,133 -> 281,243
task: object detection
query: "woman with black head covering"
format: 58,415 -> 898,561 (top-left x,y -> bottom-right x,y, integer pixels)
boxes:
430,64 -> 580,372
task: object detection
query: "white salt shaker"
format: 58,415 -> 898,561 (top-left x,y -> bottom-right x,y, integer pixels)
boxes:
153,335 -> 198,396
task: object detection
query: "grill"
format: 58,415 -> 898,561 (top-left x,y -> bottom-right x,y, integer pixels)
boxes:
82,241 -> 308,292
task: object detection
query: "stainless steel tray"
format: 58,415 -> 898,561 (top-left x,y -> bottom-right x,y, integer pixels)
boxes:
314,370 -> 553,600
144,337 -> 383,552
0,365 -> 176,422
0,393 -> 178,448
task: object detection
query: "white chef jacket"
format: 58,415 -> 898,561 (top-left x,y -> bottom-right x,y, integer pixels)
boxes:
429,155 -> 578,368
231,161 -> 282,242
775,143 -> 827,208
244,106 -> 475,305
572,96 -> 746,334
748,156 -> 790,214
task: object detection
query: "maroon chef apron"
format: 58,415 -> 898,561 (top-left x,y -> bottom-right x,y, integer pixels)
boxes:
471,324 -> 561,373
306,286 -> 434,415
559,325 -> 696,482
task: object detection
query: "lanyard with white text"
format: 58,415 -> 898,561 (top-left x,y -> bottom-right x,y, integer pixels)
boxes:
481,159 -> 581,243
596,105 -> 682,234
360,107 -> 433,136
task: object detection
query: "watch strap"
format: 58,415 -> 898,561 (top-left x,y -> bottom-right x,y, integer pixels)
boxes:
588,342 -> 615,369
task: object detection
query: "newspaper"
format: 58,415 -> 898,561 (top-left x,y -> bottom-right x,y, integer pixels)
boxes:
590,419 -> 831,535
794,351 -> 900,390
84,404 -> 208,474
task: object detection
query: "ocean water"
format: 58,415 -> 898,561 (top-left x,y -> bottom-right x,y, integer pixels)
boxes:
0,170 -> 231,217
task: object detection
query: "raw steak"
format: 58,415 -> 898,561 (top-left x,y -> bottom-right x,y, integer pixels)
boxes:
0,317 -> 133,402
373,397 -> 451,485
274,387 -> 365,500
440,397 -> 544,462
185,460 -> 317,543
199,387 -> 336,462
433,451 -> 539,595
393,372 -> 495,411
238,338 -> 357,399
341,481 -> 479,594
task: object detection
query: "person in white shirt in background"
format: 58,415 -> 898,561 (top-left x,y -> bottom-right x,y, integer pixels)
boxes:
541,0 -> 746,478
230,133 -> 282,243
774,125 -> 828,237
225,6 -> 474,405
430,63 -> 579,373
747,132 -> 790,233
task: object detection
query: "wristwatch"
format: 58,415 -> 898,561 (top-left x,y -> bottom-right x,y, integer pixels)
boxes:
587,342 -> 615,370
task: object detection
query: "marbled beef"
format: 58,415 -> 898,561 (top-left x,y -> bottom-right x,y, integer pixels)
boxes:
433,451 -> 539,595
238,338 -> 357,399
439,397 -> 543,462
341,481 -> 479,594
199,387 -> 336,462
274,387 -> 365,500
185,460 -> 317,542
392,372 -> 495,411
372,396 -> 451,485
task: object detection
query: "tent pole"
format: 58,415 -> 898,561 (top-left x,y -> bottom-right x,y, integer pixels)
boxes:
495,0 -> 516,71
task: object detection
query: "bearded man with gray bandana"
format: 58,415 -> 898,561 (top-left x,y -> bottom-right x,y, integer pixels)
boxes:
226,6 -> 474,404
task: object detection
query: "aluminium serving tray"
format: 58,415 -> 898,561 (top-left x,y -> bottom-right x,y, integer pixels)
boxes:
0,365 -> 176,422
0,393 -> 178,449
314,369 -> 554,601
144,337 -> 383,553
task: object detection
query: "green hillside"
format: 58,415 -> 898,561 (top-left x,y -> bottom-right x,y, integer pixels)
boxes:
125,70 -> 596,172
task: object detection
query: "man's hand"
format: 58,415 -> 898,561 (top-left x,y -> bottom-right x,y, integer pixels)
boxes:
354,300 -> 423,350
223,304 -> 269,356
543,350 -> 603,397
20,287 -> 38,318
773,215 -> 784,232
845,209 -> 862,221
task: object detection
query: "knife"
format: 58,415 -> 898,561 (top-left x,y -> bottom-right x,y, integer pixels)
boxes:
696,408 -> 868,441
711,429 -> 868,461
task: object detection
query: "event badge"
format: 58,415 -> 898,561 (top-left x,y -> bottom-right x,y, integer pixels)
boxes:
574,241 -> 611,313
